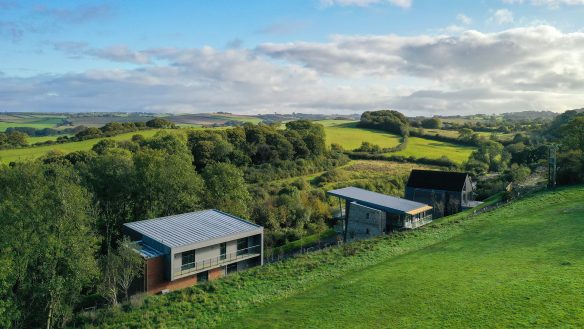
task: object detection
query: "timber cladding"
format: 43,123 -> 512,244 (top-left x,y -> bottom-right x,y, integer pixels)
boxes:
145,256 -> 197,294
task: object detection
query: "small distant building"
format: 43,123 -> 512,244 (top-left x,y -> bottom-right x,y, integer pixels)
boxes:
405,170 -> 478,218
327,187 -> 433,242
124,209 -> 263,294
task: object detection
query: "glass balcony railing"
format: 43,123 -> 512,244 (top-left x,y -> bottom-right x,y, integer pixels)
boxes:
175,245 -> 261,277
404,215 -> 433,229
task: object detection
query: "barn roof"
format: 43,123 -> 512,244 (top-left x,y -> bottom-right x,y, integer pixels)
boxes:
124,209 -> 262,249
327,187 -> 432,215
406,170 -> 469,192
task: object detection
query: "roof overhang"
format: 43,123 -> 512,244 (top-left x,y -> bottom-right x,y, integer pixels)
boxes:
406,205 -> 433,215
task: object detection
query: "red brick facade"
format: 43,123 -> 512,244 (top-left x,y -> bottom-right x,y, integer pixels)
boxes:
144,256 -> 225,294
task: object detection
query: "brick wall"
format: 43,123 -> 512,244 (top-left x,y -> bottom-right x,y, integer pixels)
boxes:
144,258 -> 229,294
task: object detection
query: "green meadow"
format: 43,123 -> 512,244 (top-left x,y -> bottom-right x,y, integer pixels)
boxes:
85,186 -> 584,329
0,116 -> 65,132
392,137 -> 475,163
321,120 -> 402,151
0,129 -> 166,164
318,120 -> 475,163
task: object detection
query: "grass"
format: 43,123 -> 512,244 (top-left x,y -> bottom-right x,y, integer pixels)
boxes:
229,187 -> 584,328
271,229 -> 337,255
27,135 -> 73,144
0,119 -> 63,132
321,121 -> 401,151
0,129 -> 167,164
316,121 -> 475,163
391,137 -> 475,163
83,186 -> 584,329
424,129 -> 514,142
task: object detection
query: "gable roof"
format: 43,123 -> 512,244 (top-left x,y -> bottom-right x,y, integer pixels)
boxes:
327,187 -> 432,215
123,209 -> 262,249
406,170 -> 469,191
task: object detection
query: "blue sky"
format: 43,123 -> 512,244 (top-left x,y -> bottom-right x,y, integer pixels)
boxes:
1,0 -> 583,114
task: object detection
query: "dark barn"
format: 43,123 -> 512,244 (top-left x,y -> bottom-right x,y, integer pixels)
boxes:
405,170 -> 477,218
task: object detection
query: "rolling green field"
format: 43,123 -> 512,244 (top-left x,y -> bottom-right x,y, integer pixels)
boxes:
424,128 -> 514,142
316,121 -> 475,163
86,186 -> 584,328
0,129 -> 166,164
320,120 -> 401,151
0,116 -> 65,132
392,137 -> 475,163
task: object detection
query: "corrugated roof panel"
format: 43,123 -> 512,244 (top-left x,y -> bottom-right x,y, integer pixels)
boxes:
124,209 -> 262,248
327,187 -> 431,214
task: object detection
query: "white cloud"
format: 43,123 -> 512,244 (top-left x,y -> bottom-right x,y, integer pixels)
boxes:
2,25 -> 584,115
489,9 -> 514,25
457,14 -> 472,25
502,0 -> 584,7
321,0 -> 412,8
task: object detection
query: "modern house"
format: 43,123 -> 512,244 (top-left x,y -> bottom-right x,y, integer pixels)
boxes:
405,169 -> 479,218
123,209 -> 263,294
327,187 -> 433,242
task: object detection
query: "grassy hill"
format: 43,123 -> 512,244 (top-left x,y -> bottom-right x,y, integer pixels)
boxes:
0,129 -> 167,164
321,120 -> 401,151
319,120 -> 476,164
82,186 -> 584,328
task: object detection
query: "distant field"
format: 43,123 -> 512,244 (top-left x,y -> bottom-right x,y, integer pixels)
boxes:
27,135 -> 73,144
392,137 -> 475,163
167,113 -> 263,126
0,129 -> 167,164
424,129 -> 514,142
318,121 -> 475,163
0,115 -> 65,132
320,120 -> 402,151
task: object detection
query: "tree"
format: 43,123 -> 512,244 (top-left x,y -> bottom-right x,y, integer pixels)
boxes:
202,163 -> 251,218
560,116 -> 584,153
80,150 -> 136,252
116,238 -> 144,302
133,149 -> 204,219
421,118 -> 442,129
358,110 -> 410,136
146,118 -> 176,129
98,238 -> 143,305
0,163 -> 99,328
458,128 -> 474,142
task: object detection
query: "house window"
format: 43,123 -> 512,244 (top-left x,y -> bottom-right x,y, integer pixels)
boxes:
197,270 -> 208,282
237,238 -> 248,256
182,250 -> 196,269
220,242 -> 227,260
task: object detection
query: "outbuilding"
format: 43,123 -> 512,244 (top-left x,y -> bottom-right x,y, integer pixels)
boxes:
327,187 -> 433,242
405,170 -> 479,218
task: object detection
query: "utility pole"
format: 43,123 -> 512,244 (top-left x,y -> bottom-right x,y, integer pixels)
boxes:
548,144 -> 558,189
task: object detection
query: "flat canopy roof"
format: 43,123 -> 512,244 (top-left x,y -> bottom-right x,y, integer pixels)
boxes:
124,209 -> 262,249
327,187 -> 432,215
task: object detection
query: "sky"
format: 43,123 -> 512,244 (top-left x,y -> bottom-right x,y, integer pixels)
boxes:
1,0 -> 584,115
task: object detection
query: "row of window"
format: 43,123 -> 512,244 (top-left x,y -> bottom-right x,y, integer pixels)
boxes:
182,238 -> 249,267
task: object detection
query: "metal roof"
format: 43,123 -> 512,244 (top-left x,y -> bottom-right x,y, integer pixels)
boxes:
327,187 -> 432,215
406,170 -> 469,191
124,209 -> 262,249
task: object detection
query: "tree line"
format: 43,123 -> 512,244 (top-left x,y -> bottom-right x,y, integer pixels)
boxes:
0,120 -> 344,328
